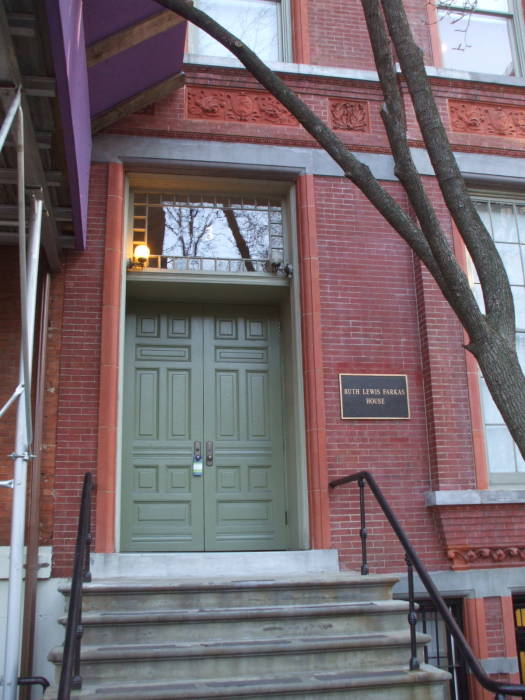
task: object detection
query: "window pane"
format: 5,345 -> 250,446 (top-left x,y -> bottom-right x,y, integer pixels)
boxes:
443,0 -> 509,8
474,201 -> 493,236
480,378 -> 504,424
136,193 -> 284,274
512,286 -> 525,330
517,333 -> 525,371
157,206 -> 271,260
192,0 -> 280,61
472,281 -> 485,311
497,242 -> 523,284
515,444 -> 525,472
517,206 -> 525,243
438,10 -> 515,75
491,203 -> 518,242
474,0 -> 510,11
486,425 -> 516,472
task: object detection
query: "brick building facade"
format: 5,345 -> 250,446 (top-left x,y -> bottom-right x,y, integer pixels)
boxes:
2,0 -> 525,696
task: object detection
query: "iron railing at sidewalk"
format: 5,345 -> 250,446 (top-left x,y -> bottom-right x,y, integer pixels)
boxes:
330,470 -> 525,700
57,472 -> 93,700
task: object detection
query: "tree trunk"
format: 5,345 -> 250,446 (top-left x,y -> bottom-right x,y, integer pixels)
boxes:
469,328 -> 525,462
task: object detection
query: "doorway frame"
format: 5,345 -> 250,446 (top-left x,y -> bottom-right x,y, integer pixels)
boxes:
95,166 -> 332,554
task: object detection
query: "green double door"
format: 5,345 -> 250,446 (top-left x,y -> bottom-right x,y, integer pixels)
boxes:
122,303 -> 288,552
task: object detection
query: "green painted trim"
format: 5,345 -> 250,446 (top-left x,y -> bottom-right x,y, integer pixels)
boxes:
127,270 -> 289,288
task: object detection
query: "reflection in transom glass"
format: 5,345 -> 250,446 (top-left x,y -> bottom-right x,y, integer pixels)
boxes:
132,192 -> 284,273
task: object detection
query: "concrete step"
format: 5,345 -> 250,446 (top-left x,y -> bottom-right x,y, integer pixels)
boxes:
49,630 -> 431,685
45,664 -> 450,699
62,573 -> 400,613
73,599 -> 411,646
90,550 -> 340,579
48,570 -> 449,699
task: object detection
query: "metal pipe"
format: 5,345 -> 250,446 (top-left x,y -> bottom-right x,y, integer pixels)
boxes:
2,190 -> 43,700
16,107 -> 31,445
20,272 -> 51,700
0,87 -> 21,152
0,384 -> 24,420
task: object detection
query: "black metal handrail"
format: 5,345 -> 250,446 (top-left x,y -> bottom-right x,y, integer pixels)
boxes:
57,472 -> 93,700
330,471 -> 525,700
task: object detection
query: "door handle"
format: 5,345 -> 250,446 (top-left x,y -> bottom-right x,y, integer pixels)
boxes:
194,441 -> 201,461
206,441 -> 213,466
192,441 -> 203,476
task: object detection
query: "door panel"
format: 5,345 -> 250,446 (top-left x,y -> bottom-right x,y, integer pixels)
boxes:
203,309 -> 287,551
122,304 -> 287,552
122,307 -> 204,551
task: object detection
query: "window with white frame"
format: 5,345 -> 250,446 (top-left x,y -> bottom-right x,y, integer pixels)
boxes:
470,196 -> 525,481
436,0 -> 524,76
188,0 -> 290,62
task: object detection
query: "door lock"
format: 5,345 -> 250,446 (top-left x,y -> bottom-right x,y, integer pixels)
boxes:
193,441 -> 203,476
206,441 -> 213,466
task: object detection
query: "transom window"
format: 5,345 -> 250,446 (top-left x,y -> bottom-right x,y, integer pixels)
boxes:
436,0 -> 523,76
189,0 -> 286,62
132,191 -> 285,273
470,196 -> 525,480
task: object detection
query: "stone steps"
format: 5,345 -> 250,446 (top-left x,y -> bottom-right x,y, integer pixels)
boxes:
45,665 -> 450,699
50,630 -> 431,684
72,599 -> 410,646
47,571 -> 450,699
69,573 -> 399,612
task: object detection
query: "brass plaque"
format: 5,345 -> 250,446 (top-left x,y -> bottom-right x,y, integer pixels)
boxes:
339,374 -> 410,420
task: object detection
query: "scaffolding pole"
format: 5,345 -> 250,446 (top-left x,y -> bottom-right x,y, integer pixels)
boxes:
1,89 -> 44,699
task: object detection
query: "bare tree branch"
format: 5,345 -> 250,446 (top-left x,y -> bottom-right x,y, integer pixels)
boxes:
155,0 -> 449,288
362,0 -> 483,340
381,0 -> 515,342
155,0 -> 525,458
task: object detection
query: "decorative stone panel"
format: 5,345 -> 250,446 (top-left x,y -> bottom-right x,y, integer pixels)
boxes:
449,99 -> 525,138
447,545 -> 525,570
187,87 -> 297,126
330,99 -> 370,132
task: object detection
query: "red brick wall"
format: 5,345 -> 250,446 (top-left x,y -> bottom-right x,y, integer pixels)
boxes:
306,0 -> 433,70
52,163 -> 108,576
0,249 -> 60,547
315,177 -> 449,572
0,247 -> 21,545
486,597 -> 506,658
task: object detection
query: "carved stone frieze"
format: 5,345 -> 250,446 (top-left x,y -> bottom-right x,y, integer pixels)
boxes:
449,99 -> 525,138
187,87 -> 297,126
330,99 -> 370,132
447,545 -> 525,569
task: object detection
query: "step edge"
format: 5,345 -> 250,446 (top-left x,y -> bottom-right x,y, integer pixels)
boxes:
45,664 -> 451,700
48,630 -> 433,663
63,600 -> 411,625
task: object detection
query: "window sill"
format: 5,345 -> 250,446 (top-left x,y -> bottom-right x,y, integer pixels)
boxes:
184,54 -> 525,89
425,489 -> 525,506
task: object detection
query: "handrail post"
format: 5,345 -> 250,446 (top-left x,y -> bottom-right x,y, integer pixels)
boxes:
405,553 -> 420,671
358,476 -> 369,575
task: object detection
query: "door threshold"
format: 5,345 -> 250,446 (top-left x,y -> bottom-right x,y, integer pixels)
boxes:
91,550 -> 340,580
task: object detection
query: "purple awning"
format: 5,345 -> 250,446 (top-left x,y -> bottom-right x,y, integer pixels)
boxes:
46,0 -> 187,250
